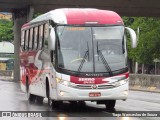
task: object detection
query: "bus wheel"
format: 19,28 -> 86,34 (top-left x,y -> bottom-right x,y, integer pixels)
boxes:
28,94 -> 36,103
36,96 -> 43,104
105,100 -> 116,110
46,80 -> 53,107
26,80 -> 36,103
52,101 -> 61,109
70,101 -> 77,105
69,101 -> 77,108
78,101 -> 86,107
47,87 -> 52,107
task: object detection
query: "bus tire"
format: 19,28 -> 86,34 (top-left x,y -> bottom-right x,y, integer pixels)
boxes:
28,94 -> 36,103
70,101 -> 77,105
105,100 -> 116,110
36,96 -> 43,104
48,86 -> 52,107
26,78 -> 36,103
46,79 -> 52,107
52,101 -> 61,109
78,101 -> 86,107
69,101 -> 78,108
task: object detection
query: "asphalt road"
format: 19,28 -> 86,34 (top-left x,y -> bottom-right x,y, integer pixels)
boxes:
0,80 -> 160,120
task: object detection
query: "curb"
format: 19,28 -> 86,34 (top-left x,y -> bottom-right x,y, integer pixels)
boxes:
129,86 -> 160,93
0,76 -> 13,82
0,79 -> 13,82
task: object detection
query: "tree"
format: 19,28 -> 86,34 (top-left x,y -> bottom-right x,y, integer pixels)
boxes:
123,17 -> 160,64
0,19 -> 13,42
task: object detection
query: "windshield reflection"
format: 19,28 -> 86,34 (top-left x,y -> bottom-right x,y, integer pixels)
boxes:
57,26 -> 126,73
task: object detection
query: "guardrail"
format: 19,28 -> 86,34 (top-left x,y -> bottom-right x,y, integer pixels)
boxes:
0,70 -> 13,76
129,74 -> 160,92
0,70 -> 13,80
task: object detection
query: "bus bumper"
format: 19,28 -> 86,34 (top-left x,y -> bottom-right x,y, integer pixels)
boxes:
53,83 -> 128,101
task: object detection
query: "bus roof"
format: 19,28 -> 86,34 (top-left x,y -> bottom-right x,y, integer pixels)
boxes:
22,8 -> 123,28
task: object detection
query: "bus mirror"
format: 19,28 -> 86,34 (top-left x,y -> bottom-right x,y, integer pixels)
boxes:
49,28 -> 56,50
125,27 -> 137,48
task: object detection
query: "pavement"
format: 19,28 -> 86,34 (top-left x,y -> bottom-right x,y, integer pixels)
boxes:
129,86 -> 160,93
0,80 -> 160,120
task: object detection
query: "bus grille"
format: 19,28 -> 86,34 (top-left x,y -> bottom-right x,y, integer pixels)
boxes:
69,84 -> 115,89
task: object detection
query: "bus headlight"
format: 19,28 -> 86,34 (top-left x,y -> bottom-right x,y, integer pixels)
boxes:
56,77 -> 70,86
63,81 -> 69,86
56,77 -> 61,83
112,79 -> 128,87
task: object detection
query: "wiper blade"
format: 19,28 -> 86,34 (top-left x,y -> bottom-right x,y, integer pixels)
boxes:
78,42 -> 89,72
97,41 -> 113,76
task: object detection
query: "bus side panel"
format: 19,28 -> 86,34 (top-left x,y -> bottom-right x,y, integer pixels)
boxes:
20,51 -> 28,92
28,51 -> 44,96
28,50 -> 52,97
37,50 -> 54,98
48,69 -> 57,100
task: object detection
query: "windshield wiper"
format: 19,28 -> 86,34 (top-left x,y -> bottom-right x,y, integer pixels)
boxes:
97,41 -> 113,76
78,42 -> 89,72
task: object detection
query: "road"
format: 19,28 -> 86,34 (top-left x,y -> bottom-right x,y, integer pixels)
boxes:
0,80 -> 160,120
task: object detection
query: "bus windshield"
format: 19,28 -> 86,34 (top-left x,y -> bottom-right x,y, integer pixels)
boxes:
56,25 -> 126,73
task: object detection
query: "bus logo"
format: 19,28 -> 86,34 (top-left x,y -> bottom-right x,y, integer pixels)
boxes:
85,74 -> 103,77
91,84 -> 97,89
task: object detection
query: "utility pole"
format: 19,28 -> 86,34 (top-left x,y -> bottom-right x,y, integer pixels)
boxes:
135,27 -> 139,74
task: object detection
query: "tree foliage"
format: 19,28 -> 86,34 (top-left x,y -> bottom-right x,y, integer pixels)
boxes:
123,17 -> 160,64
0,19 -> 13,42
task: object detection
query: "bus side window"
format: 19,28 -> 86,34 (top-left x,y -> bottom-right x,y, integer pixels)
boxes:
34,27 -> 38,49
32,27 -> 35,49
25,30 -> 29,50
44,23 -> 49,48
29,28 -> 33,50
21,30 -> 25,50
39,25 -> 44,49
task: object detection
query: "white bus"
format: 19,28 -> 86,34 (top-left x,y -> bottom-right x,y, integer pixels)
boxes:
20,8 -> 137,109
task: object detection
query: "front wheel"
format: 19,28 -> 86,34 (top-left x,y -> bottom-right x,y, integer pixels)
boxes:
36,96 -> 43,104
47,87 -> 52,107
26,80 -> 36,103
105,100 -> 116,110
47,87 -> 60,109
28,93 -> 36,103
52,101 -> 61,109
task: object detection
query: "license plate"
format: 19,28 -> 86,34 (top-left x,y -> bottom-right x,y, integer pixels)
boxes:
89,92 -> 101,97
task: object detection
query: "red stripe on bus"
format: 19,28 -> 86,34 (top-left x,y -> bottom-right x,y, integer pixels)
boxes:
70,76 -> 107,84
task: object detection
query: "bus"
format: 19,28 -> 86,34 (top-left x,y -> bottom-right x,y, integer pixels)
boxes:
20,8 -> 137,109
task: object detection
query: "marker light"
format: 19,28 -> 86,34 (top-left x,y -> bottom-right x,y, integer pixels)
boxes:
56,77 -> 61,83
63,81 -> 69,86
60,91 -> 64,96
56,77 -> 71,86
85,21 -> 98,24
124,90 -> 128,95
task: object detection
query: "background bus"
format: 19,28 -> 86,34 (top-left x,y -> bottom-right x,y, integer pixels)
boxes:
20,8 -> 137,110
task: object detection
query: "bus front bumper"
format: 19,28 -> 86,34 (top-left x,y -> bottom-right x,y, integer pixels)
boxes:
53,83 -> 129,101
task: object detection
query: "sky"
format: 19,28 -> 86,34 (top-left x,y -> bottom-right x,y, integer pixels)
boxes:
0,12 -> 11,14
